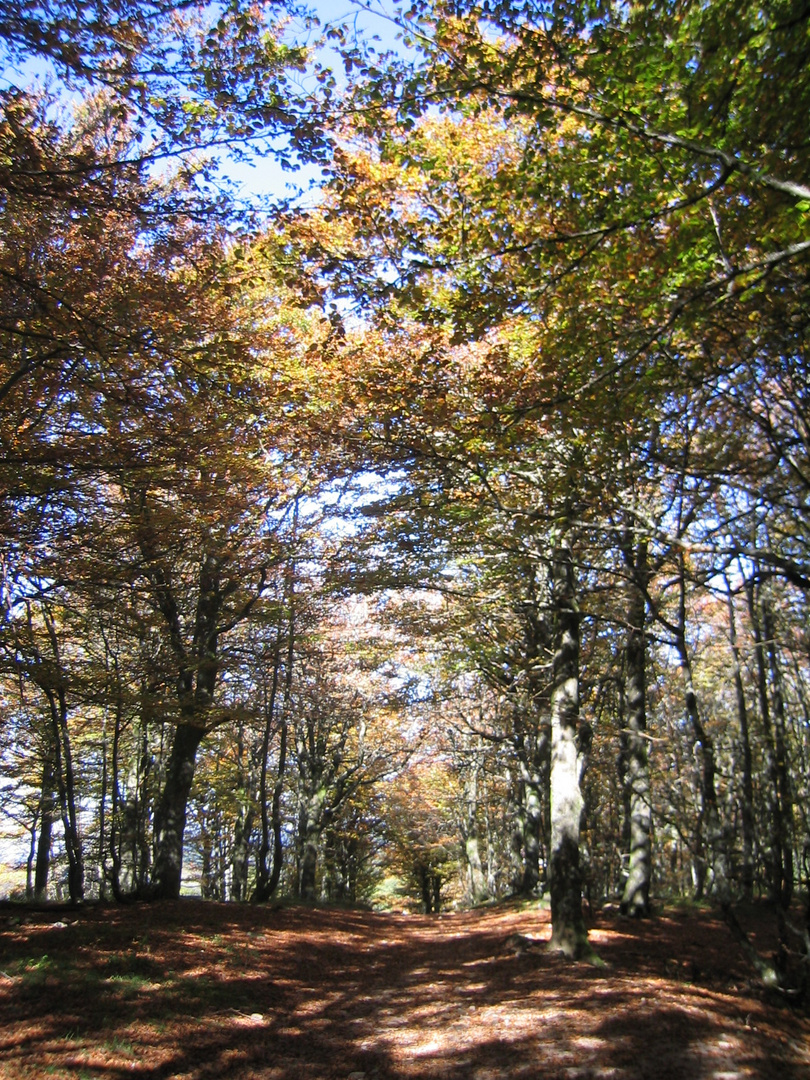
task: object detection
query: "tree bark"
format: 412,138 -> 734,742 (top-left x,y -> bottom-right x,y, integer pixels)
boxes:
255,641 -> 283,901
620,540 -> 652,917
761,598 -> 795,908
151,721 -> 205,899
724,577 -> 754,902
42,610 -> 84,903
462,752 -> 489,903
747,579 -> 794,908
419,865 -> 432,913
432,872 -> 442,914
675,554 -> 729,901
267,715 -> 288,897
255,563 -> 295,902
548,543 -> 589,957
298,788 -> 326,901
97,712 -> 110,900
34,752 -> 55,902
231,803 -> 254,902
517,750 -> 545,894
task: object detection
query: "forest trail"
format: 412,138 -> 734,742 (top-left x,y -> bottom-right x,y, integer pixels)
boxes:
0,900 -> 808,1079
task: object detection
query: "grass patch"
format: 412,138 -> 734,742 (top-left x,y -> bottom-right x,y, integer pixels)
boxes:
8,953 -> 56,987
105,971 -> 154,994
101,1033 -> 136,1057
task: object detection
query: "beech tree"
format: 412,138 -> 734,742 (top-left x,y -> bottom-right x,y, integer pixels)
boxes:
0,83 -> 335,899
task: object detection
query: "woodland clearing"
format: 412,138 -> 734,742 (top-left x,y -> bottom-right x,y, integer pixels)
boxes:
0,899 -> 808,1079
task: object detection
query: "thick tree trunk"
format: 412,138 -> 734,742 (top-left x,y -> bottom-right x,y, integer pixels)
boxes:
465,833 -> 488,903
37,608 -> 84,903
507,768 -> 527,893
548,544 -> 589,958
45,688 -> 84,903
299,841 -> 318,900
483,780 -> 498,897
151,721 -> 205,899
511,723 -> 549,895
463,756 -> 489,903
298,788 -> 326,901
255,648 -> 290,902
199,812 -> 215,899
133,517 -> 232,901
110,703 -> 153,900
520,768 -> 543,894
620,545 -> 651,917
34,754 -> 55,902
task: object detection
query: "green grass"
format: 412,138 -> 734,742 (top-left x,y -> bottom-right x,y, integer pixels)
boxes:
102,1034 -> 136,1057
7,953 -> 56,987
105,971 -> 154,993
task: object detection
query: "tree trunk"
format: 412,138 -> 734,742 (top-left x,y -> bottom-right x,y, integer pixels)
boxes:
298,788 -> 326,901
48,684 -> 85,904
267,715 -> 288,897
38,607 -> 84,903
748,580 -> 793,908
231,803 -> 254,902
132,516 -> 230,901
97,713 -> 110,900
507,767 -> 527,893
26,821 -> 36,901
761,598 -> 795,908
109,697 -> 126,899
199,811 -> 215,899
548,543 -> 589,958
419,865 -> 432,913
255,574 -> 294,903
724,577 -> 754,902
483,777 -> 498,897
432,872 -> 442,914
462,753 -> 489,903
300,841 -> 318,901
520,764 -> 544,894
151,722 -> 205,899
256,640 -> 282,899
620,542 -> 651,917
675,555 -> 729,901
34,753 -> 55,902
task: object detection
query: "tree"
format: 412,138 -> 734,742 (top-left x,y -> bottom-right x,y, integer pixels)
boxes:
311,0 -> 810,954
0,0 -> 320,529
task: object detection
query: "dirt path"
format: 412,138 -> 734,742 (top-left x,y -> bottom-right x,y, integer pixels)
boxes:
0,900 -> 808,1078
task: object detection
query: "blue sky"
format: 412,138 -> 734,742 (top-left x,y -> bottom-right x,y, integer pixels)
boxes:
0,1 -> 413,210
229,0 -> 413,205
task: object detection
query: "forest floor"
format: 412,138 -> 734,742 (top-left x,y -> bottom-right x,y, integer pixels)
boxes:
0,898 -> 808,1080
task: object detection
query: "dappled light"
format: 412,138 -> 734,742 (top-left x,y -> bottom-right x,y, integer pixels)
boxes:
1,901 -> 808,1078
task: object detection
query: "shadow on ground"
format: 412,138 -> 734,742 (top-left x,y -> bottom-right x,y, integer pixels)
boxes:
0,900 -> 807,1079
